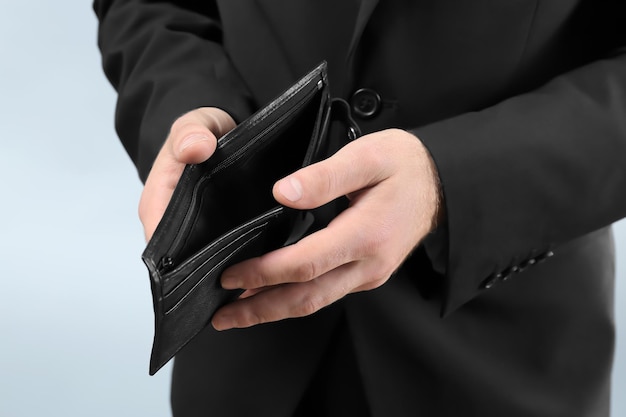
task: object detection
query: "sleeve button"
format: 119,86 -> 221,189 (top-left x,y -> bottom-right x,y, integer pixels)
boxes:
501,267 -> 516,281
518,258 -> 536,272
537,251 -> 555,263
481,274 -> 500,289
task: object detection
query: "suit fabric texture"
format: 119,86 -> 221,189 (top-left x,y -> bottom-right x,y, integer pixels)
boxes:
95,1 -> 626,416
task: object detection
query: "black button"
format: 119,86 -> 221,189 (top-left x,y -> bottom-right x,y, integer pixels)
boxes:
518,258 -> 536,272
481,274 -> 500,289
500,270 -> 512,281
350,88 -> 381,119
536,251 -> 555,263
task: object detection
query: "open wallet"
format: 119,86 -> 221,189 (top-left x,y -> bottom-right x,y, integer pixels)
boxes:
142,62 -> 362,375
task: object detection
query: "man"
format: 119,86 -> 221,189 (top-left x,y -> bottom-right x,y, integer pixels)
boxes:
95,1 -> 626,416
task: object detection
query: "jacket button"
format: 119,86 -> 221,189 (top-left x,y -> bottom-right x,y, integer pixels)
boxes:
350,88 -> 381,119
481,273 -> 500,290
536,250 -> 555,263
501,266 -> 519,281
518,258 -> 536,272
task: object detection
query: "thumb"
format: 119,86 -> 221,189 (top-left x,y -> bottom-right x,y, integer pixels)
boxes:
169,107 -> 236,164
272,139 -> 386,209
140,108 -> 236,240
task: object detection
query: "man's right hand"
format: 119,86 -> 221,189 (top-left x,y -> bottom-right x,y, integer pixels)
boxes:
139,107 -> 236,241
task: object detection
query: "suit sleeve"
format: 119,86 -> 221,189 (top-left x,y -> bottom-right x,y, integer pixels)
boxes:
412,19 -> 626,314
93,0 -> 255,182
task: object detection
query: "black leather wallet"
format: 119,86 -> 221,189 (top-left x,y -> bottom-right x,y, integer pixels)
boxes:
142,62 -> 361,375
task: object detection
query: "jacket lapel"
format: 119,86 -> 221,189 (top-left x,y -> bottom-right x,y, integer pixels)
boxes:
347,0 -> 380,61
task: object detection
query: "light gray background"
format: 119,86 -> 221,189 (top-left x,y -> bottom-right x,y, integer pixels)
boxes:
0,2 -> 624,416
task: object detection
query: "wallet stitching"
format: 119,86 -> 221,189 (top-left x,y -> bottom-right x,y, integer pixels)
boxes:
208,81 -> 324,178
218,64 -> 324,150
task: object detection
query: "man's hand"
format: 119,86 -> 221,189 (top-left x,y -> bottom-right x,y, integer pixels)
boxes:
211,128 -> 441,330
139,107 -> 236,241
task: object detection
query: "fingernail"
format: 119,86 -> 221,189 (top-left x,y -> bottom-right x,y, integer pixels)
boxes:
179,133 -> 210,153
278,177 -> 303,202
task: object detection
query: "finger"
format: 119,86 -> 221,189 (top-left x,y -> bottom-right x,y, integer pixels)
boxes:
221,199 -> 395,290
272,135 -> 392,209
168,107 -> 235,164
140,108 -> 236,240
139,158 -> 185,241
220,217 -> 353,290
213,262 -> 362,330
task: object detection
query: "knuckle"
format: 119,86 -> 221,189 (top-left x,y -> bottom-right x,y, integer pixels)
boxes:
293,260 -> 318,282
255,272 -> 272,288
170,115 -> 210,143
372,277 -> 388,289
200,109 -> 229,137
247,310 -> 268,326
309,163 -> 337,197
170,114 -> 194,135
368,262 -> 393,284
356,248 -> 399,290
360,277 -> 388,292
353,140 -> 387,171
357,222 -> 394,258
234,307 -> 267,327
294,295 -> 323,317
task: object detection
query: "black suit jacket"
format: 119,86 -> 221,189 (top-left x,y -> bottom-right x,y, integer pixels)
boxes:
95,1 -> 626,416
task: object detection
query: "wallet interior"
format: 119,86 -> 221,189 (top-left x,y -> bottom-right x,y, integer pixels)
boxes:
160,85 -> 328,279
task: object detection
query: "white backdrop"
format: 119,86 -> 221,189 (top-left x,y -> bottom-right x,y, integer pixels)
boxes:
0,2 -> 624,416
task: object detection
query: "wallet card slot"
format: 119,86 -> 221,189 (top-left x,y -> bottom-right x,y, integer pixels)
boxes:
162,222 -> 268,314
161,203 -> 294,315
161,206 -> 282,296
